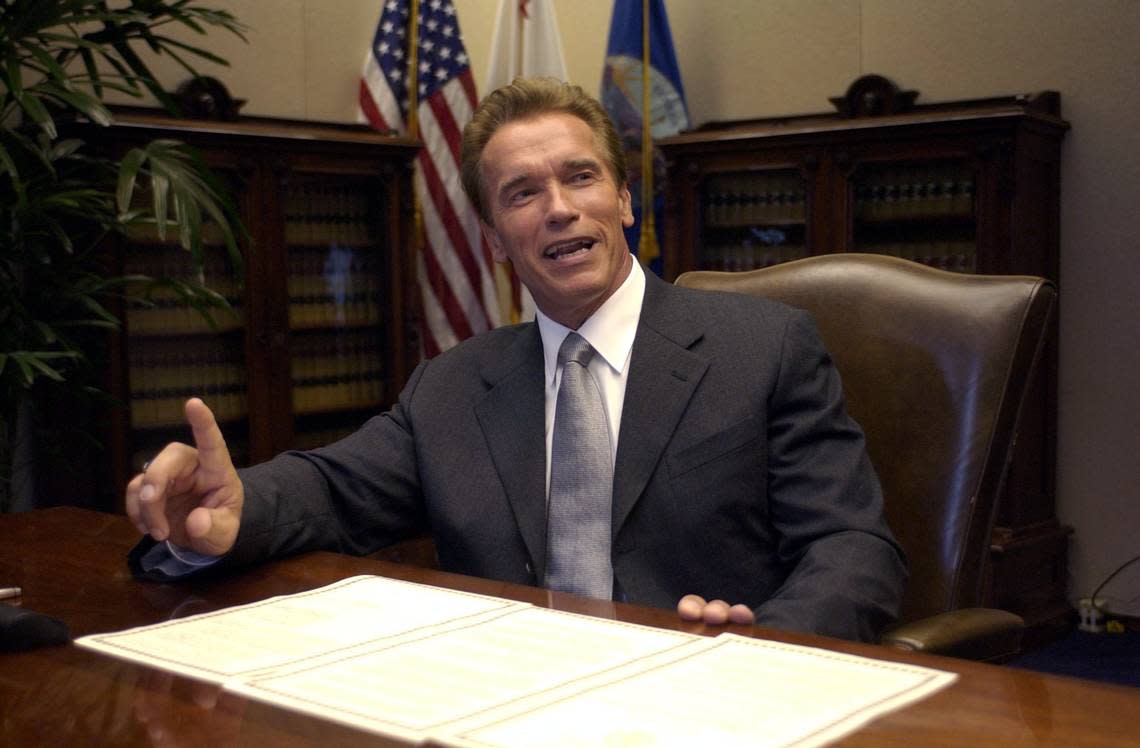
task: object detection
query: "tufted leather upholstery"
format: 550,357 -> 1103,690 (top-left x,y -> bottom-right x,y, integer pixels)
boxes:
676,253 -> 1056,660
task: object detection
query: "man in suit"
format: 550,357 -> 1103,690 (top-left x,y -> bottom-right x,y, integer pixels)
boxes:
127,78 -> 905,643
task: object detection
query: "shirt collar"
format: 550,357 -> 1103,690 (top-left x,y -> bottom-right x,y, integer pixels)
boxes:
536,256 -> 645,385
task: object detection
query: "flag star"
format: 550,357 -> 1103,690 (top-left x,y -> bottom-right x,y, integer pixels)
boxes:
387,68 -> 401,82
443,3 -> 455,16
456,51 -> 468,66
397,27 -> 405,38
393,48 -> 404,61
431,0 -> 442,10
385,0 -> 397,11
381,20 -> 393,33
377,41 -> 389,55
419,82 -> 427,95
422,39 -> 434,52
442,25 -> 453,38
420,60 -> 431,73
426,18 -> 439,32
439,47 -> 451,60
435,67 -> 448,81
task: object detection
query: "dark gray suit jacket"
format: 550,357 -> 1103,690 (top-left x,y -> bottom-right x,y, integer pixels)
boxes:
228,272 -> 906,642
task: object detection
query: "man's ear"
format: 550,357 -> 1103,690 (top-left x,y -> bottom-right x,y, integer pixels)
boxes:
481,219 -> 509,263
619,185 -> 635,229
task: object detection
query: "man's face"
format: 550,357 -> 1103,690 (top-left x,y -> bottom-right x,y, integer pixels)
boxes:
479,112 -> 634,329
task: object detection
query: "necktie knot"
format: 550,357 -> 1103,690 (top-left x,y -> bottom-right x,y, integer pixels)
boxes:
558,332 -> 595,368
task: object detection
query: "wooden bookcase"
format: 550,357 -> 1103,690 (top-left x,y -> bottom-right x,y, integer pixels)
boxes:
658,77 -> 1071,644
76,111 -> 421,507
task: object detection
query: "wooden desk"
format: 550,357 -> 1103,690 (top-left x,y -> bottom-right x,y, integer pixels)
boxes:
1,507 -> 1135,746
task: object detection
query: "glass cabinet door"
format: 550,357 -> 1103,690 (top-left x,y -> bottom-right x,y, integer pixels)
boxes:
698,168 -> 810,271
282,174 -> 389,451
850,160 -> 977,272
122,203 -> 250,470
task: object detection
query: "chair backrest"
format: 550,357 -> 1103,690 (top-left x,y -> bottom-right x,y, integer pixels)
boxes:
676,254 -> 1056,625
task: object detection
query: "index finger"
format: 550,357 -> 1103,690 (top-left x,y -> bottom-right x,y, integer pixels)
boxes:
185,398 -> 233,474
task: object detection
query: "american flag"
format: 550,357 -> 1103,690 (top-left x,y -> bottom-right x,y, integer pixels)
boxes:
359,0 -> 502,357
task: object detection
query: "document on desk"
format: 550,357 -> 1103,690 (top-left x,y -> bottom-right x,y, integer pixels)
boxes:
77,575 -> 956,747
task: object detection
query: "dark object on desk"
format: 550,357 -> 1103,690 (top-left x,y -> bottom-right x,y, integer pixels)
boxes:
0,604 -> 70,652
677,254 -> 1056,661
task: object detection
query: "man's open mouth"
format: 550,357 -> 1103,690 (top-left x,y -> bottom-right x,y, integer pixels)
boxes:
543,238 -> 596,259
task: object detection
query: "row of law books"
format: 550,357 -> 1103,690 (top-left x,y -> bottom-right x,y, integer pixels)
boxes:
123,250 -> 244,335
287,246 -> 384,328
291,331 -> 386,414
703,174 -> 806,227
128,344 -> 248,428
700,242 -> 809,272
283,183 -> 375,246
854,164 -> 975,220
862,241 -> 978,273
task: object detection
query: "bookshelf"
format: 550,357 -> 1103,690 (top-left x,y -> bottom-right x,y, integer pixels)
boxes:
77,109 -> 420,504
658,76 -> 1071,644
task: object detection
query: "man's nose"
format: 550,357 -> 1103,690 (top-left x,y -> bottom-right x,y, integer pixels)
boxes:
545,184 -> 579,225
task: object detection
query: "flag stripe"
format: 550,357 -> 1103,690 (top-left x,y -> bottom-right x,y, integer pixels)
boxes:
420,231 -> 474,342
416,253 -> 453,356
423,89 -> 499,320
358,79 -> 390,132
421,95 -> 490,294
415,168 -> 490,335
415,140 -> 493,330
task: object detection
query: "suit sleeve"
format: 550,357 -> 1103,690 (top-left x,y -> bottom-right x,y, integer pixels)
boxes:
219,361 -> 431,571
752,311 -> 907,642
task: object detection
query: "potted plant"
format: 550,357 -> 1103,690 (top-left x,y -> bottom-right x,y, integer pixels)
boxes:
1,0 -> 247,511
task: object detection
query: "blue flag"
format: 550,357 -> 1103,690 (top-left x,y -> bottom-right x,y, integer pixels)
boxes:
601,0 -> 689,273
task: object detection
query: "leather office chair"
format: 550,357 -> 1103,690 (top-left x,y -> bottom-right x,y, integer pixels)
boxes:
676,253 -> 1056,661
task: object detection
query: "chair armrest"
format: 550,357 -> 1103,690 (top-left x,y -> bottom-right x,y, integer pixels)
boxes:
881,608 -> 1025,662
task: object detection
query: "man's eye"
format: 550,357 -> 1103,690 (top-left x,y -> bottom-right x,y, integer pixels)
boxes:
510,188 -> 536,203
570,172 -> 595,184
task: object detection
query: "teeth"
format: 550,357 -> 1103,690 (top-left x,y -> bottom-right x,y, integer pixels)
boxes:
545,240 -> 592,258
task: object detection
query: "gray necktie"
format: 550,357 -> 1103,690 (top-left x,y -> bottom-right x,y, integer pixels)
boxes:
544,332 -> 613,598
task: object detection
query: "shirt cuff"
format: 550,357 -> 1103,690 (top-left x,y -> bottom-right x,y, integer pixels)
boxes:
139,540 -> 223,577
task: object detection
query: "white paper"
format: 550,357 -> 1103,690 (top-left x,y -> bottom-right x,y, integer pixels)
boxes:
77,575 -> 523,682
78,576 -> 956,747
447,633 -> 957,748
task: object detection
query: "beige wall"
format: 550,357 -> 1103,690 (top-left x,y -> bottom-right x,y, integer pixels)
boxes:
131,0 -> 1140,604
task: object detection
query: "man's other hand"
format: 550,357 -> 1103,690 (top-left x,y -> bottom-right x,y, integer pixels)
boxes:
677,594 -> 756,625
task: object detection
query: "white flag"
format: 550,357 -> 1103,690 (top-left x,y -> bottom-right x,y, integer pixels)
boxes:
486,0 -> 569,89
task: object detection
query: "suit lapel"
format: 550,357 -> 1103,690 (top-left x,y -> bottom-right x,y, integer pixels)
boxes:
473,325 -> 549,577
613,276 -> 708,535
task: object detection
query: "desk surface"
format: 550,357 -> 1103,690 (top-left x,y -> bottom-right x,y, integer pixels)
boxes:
1,507 -> 1136,747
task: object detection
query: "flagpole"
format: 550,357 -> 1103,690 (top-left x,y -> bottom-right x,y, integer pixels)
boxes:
406,0 -> 421,139
638,0 -> 659,263
406,0 -> 428,350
